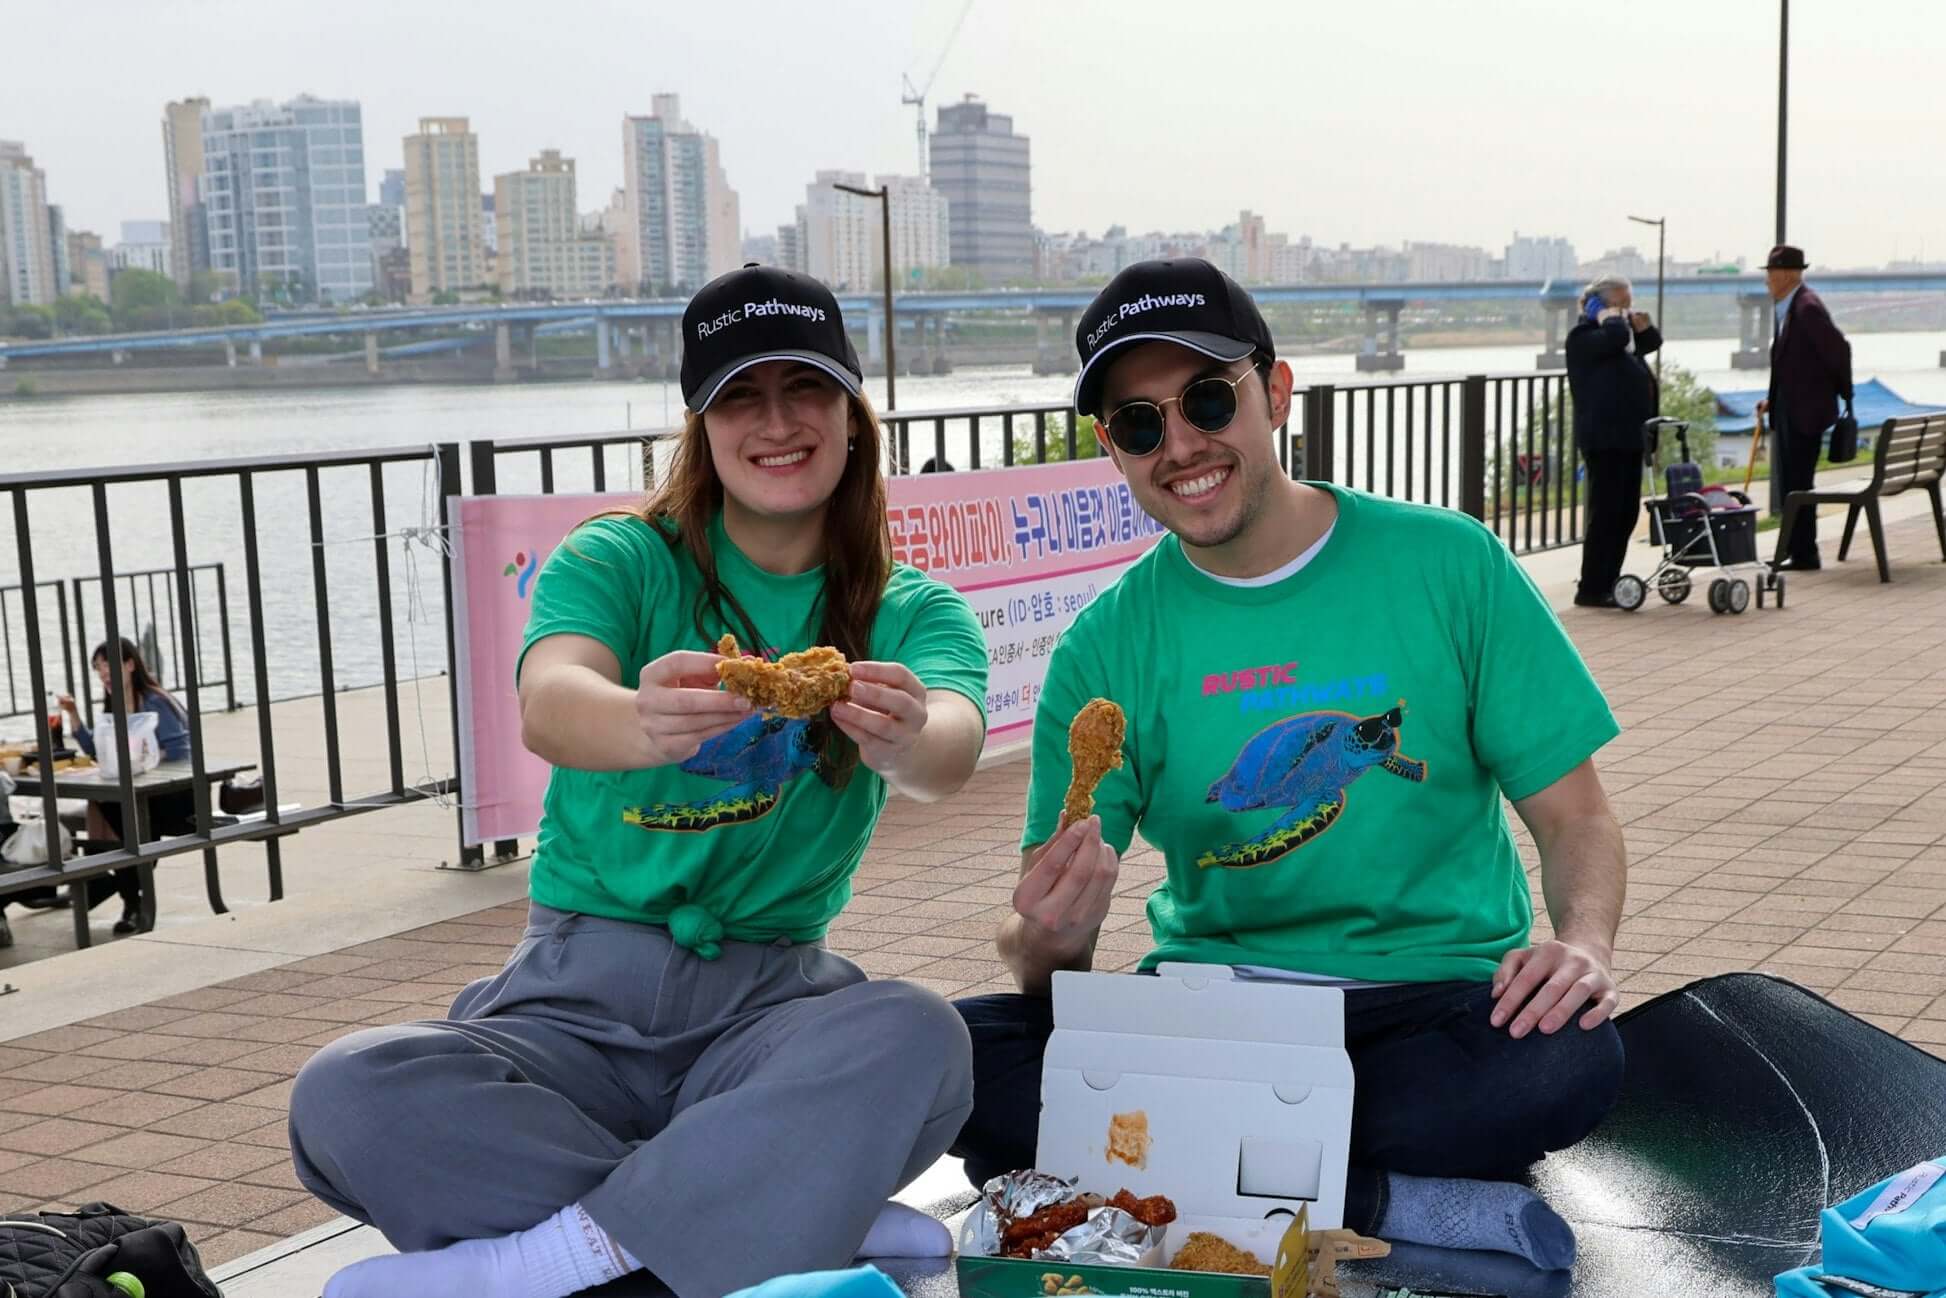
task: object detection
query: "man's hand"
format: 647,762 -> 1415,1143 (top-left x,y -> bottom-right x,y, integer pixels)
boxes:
1629,311 -> 1651,331
1755,398 -> 1770,423
1490,939 -> 1618,1038
1012,817 -> 1120,961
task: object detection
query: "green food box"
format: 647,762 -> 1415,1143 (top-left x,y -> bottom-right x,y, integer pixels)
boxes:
954,1207 -> 1311,1298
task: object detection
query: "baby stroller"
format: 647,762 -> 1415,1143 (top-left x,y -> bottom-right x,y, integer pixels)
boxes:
1614,417 -> 1785,615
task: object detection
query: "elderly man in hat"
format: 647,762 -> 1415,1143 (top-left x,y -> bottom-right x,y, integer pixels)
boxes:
1753,245 -> 1852,571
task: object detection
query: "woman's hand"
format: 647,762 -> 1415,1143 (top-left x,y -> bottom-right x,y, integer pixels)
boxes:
830,662 -> 929,780
634,650 -> 750,766
56,694 -> 78,721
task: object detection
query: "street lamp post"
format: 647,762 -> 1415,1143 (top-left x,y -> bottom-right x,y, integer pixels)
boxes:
833,182 -> 896,413
1627,214 -> 1666,396
1776,0 -> 1789,243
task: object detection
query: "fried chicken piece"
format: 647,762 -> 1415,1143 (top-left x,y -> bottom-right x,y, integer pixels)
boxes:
1059,698 -> 1126,830
1170,1232 -> 1271,1276
1106,1190 -> 1176,1228
1000,1198 -> 1094,1257
714,633 -> 851,719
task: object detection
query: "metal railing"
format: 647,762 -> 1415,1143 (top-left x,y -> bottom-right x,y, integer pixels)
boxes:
2,564 -> 237,725
2,372 -> 1585,951
0,446 -> 461,948
1295,372 -> 1581,552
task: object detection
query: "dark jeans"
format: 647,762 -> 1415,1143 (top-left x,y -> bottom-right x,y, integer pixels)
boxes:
950,980 -> 1624,1235
1777,417 -> 1822,564
1578,448 -> 1644,601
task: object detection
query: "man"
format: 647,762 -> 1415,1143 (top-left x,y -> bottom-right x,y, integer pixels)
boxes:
1754,245 -> 1852,570
1565,274 -> 1661,607
950,260 -> 1628,1271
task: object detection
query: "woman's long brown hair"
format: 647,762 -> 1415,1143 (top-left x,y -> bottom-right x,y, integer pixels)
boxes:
638,388 -> 892,787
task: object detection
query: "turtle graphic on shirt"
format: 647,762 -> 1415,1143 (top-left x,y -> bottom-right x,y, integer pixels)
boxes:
1197,704 -> 1427,869
622,712 -> 822,833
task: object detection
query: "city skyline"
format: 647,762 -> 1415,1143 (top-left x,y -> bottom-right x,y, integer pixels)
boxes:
7,0 -> 1946,275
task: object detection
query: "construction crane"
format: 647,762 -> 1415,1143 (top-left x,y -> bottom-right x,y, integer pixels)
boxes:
901,0 -> 973,179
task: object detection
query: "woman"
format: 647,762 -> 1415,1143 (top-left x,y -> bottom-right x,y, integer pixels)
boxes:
52,638 -> 192,934
290,266 -> 990,1298
1565,274 -> 1662,608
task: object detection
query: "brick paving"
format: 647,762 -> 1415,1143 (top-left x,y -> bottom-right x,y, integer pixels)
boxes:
0,513 -> 1942,1269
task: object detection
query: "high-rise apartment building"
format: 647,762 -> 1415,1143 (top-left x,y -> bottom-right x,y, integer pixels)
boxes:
379,169 -> 406,210
67,231 -> 110,301
48,205 -> 70,295
0,141 -> 58,306
495,149 -> 615,298
200,96 -> 373,303
1504,232 -> 1578,281
620,94 -> 739,294
798,170 -> 949,291
403,117 -> 486,300
929,96 -> 1031,284
161,97 -> 209,292
114,220 -> 173,277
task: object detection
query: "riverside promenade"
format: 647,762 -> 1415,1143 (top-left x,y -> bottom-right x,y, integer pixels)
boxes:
1,501 -> 1942,1289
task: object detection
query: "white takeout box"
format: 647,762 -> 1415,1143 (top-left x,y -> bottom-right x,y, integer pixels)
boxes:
1035,963 -> 1355,1259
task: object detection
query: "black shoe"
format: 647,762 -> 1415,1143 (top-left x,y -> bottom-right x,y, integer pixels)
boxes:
1774,558 -> 1822,572
1573,593 -> 1619,608
15,891 -> 69,911
0,914 -> 13,949
112,906 -> 151,936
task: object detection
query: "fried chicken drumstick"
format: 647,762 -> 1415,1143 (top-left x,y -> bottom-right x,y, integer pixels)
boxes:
1059,698 -> 1126,831
714,634 -> 851,719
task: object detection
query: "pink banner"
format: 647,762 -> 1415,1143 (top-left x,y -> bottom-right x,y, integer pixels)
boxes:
449,459 -> 1160,846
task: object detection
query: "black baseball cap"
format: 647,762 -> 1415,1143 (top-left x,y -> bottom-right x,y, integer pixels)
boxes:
1073,258 -> 1275,417
680,264 -> 863,411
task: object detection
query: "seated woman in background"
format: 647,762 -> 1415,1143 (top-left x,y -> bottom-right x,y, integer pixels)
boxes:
56,636 -> 194,935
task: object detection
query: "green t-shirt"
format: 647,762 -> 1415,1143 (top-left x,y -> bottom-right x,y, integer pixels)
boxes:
519,511 -> 987,944
1024,485 -> 1619,984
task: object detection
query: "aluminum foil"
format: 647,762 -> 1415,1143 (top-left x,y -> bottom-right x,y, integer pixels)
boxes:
958,1171 -> 1165,1266
1040,1205 -> 1155,1266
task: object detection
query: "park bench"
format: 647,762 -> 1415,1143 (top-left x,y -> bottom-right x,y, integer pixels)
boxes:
1775,411 -> 1946,581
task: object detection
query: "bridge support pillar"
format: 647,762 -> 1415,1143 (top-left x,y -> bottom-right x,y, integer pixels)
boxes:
248,338 -> 264,365
224,338 -> 237,368
930,314 -> 951,375
364,331 -> 380,375
596,319 -> 614,376
865,307 -> 884,370
1537,299 -> 1571,369
1356,299 -> 1406,372
1731,293 -> 1772,369
493,322 -> 515,382
656,318 -> 680,381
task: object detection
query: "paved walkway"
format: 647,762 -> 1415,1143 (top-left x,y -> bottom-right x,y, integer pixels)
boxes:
0,509 -> 1941,1273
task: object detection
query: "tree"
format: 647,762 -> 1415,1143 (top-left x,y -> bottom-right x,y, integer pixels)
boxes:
431,290 -> 460,306
1649,362 -> 1718,474
1010,412 -> 1101,465
54,294 -> 112,335
111,269 -> 181,320
4,305 -> 54,339
187,270 -> 221,306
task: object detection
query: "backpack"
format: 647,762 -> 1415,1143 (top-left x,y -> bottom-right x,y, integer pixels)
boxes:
0,1206 -> 221,1298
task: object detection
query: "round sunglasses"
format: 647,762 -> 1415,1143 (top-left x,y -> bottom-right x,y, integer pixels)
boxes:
1099,368 -> 1259,458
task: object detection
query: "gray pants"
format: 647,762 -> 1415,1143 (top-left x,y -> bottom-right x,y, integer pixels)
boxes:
288,904 -> 974,1297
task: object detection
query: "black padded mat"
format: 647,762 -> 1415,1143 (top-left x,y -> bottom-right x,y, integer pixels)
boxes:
900,973 -> 1946,1298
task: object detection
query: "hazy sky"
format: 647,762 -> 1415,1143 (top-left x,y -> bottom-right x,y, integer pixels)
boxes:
9,0 -> 1942,269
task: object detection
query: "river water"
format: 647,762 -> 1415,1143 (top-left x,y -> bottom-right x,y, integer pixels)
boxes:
2,331 -> 1941,721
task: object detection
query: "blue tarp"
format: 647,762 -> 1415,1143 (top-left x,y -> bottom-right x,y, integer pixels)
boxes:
1715,377 -> 1946,434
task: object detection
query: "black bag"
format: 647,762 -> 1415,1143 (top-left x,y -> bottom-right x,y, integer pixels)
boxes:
1829,397 -> 1860,463
0,1205 -> 221,1298
217,773 -> 262,816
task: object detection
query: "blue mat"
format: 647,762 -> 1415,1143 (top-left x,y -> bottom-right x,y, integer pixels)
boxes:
1716,378 -> 1945,435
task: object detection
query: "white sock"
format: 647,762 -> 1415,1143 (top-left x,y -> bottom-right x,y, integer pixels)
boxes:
323,1203 -> 641,1298
856,1201 -> 953,1258
1377,1173 -> 1576,1271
